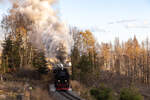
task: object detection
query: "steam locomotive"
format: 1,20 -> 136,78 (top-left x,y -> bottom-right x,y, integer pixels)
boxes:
53,64 -> 70,91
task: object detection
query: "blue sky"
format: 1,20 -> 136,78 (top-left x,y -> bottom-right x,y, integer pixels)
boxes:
59,0 -> 150,43
1,0 -> 150,43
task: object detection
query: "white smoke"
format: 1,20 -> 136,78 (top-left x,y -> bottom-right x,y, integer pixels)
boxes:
8,0 -> 73,59
0,0 -> 3,2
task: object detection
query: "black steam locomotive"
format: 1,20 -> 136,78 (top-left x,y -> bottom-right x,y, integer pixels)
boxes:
53,66 -> 70,91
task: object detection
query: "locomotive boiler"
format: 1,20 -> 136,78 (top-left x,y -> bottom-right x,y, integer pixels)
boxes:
53,64 -> 70,91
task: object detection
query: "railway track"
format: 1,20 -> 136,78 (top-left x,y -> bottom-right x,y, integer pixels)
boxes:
59,91 -> 81,100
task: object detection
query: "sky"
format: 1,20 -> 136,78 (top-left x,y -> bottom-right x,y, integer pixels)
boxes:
0,0 -> 150,43
59,0 -> 150,43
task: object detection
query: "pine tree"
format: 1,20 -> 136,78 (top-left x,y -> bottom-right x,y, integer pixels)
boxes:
1,35 -> 14,72
32,50 -> 48,74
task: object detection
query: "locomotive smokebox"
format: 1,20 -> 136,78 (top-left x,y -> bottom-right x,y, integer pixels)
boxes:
53,65 -> 70,91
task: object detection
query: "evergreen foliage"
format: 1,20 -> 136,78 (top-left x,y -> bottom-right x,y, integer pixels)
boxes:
90,86 -> 115,100
32,50 -> 48,74
120,88 -> 144,100
1,35 -> 21,72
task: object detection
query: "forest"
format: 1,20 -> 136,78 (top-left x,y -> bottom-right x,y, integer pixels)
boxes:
70,28 -> 150,100
0,15 -> 150,99
0,1 -> 150,100
71,27 -> 150,85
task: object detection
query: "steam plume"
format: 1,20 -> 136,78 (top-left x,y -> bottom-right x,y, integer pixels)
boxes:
7,0 -> 73,62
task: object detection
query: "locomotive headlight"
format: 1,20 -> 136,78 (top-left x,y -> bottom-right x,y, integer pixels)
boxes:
58,80 -> 60,82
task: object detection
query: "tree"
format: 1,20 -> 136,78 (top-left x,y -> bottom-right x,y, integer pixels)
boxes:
32,50 -> 48,74
1,12 -> 48,75
1,35 -> 13,73
100,43 -> 111,70
1,12 -> 34,67
1,35 -> 21,73
114,38 -> 122,74
70,27 -> 82,80
70,28 -> 100,85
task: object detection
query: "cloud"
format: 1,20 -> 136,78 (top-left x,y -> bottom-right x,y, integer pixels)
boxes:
116,19 -> 137,23
108,19 -> 136,24
108,19 -> 150,29
125,20 -> 150,29
125,24 -> 150,29
108,22 -> 115,24
90,26 -> 107,33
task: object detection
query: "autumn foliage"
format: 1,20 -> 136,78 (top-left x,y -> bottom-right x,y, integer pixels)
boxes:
71,27 -> 150,86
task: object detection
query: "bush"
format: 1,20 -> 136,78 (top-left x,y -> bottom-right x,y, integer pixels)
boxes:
90,88 -> 100,99
120,88 -> 143,100
90,86 -> 115,100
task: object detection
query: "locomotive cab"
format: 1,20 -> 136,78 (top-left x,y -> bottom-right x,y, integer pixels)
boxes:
54,67 -> 70,91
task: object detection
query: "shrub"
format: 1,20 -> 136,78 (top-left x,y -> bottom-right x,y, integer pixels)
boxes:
120,88 -> 143,100
90,88 -> 99,99
90,86 -> 115,100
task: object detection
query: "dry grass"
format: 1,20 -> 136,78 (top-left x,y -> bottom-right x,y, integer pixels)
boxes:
0,81 -> 23,100
31,87 -> 54,100
70,80 -> 81,93
0,64 -> 55,100
70,80 -> 93,100
0,74 -> 55,100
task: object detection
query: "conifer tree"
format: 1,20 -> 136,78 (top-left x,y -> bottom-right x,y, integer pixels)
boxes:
32,50 -> 48,74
